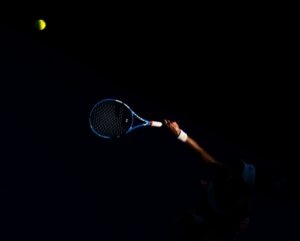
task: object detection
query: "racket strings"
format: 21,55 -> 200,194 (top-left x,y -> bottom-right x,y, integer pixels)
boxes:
90,101 -> 132,138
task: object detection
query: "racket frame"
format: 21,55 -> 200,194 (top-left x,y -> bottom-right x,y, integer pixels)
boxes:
89,99 -> 159,139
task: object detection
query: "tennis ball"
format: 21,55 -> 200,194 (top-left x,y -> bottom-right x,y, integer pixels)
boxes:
35,19 -> 46,31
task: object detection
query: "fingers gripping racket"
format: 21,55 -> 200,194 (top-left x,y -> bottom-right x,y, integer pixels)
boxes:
89,99 -> 162,139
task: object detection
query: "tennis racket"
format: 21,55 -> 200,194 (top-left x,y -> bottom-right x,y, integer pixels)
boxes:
89,99 -> 162,139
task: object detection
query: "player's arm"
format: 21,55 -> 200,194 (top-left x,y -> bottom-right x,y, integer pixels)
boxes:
164,119 -> 224,168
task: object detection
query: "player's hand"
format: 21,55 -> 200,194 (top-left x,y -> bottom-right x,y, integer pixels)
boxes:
163,119 -> 181,136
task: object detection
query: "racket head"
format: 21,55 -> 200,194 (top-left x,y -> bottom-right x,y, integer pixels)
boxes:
89,99 -> 133,139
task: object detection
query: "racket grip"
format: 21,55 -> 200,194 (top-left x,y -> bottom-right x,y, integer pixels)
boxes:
150,121 -> 163,127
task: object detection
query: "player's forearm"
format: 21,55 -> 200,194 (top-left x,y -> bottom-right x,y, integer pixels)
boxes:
186,136 -> 223,167
186,137 -> 213,162
164,120 -> 224,168
177,129 -> 223,168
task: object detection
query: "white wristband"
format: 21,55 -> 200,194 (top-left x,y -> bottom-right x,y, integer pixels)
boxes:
177,130 -> 188,142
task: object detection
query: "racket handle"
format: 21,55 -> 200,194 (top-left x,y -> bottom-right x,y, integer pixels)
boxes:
150,121 -> 163,127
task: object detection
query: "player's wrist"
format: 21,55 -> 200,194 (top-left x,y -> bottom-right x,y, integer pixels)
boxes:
177,129 -> 188,142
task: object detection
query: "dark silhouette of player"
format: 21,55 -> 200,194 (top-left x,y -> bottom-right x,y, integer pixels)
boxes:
164,119 -> 256,241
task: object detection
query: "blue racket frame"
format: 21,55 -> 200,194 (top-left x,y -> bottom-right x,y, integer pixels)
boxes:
89,99 -> 153,139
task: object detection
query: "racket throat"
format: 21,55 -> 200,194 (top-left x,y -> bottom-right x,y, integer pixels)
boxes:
132,117 -> 147,128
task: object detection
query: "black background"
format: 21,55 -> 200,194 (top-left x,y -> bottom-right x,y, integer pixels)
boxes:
1,4 -> 298,240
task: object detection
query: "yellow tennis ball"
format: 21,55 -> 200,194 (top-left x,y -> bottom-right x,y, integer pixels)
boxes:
35,19 -> 46,31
